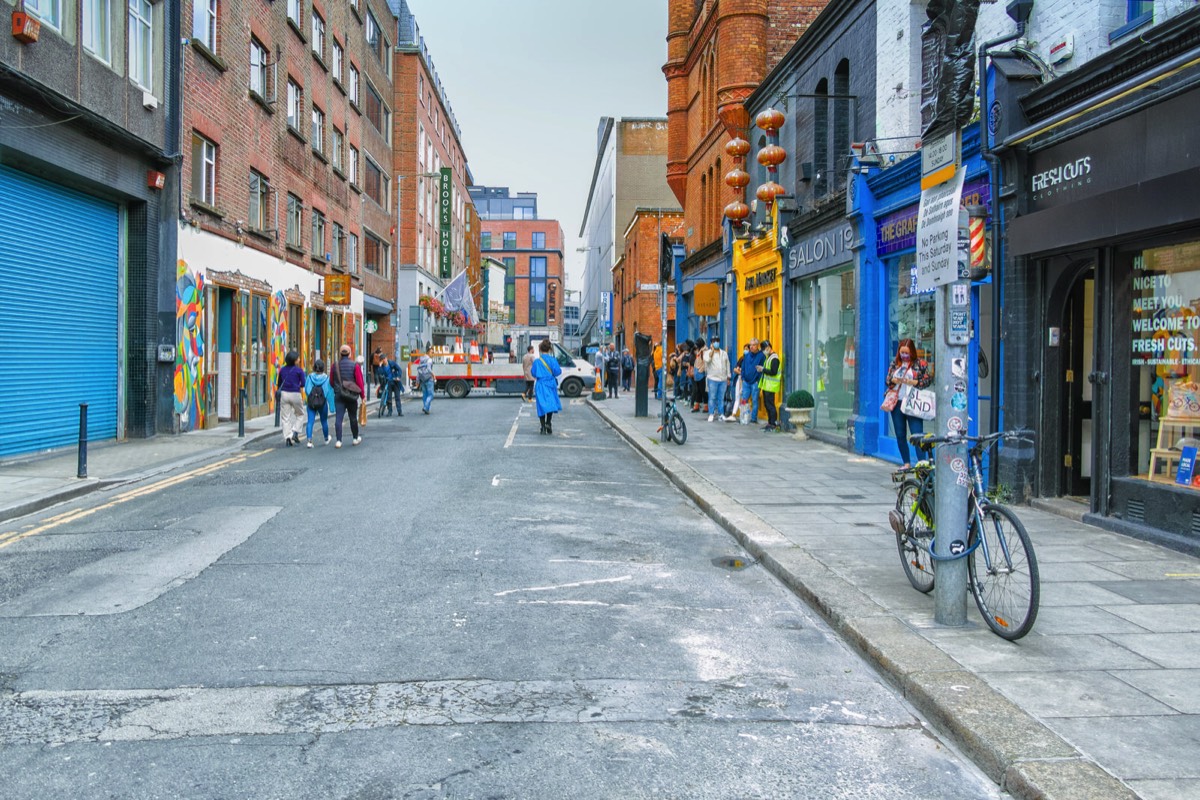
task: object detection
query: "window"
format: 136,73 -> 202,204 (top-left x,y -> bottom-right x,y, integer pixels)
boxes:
481,232 -> 492,250
249,37 -> 270,98
331,223 -> 343,267
84,0 -> 113,62
332,127 -> 344,172
332,39 -> 343,84
364,231 -> 385,274
191,132 -> 217,206
365,9 -> 381,60
530,256 -> 547,278
26,0 -> 62,31
349,0 -> 359,13
348,146 -> 359,185
347,232 -> 359,274
813,80 -> 829,196
129,0 -> 154,91
286,193 -> 302,248
193,0 -> 216,53
502,231 -> 516,250
363,157 -> 387,207
833,60 -> 851,190
529,282 -> 546,326
286,0 -> 300,28
248,171 -> 270,231
311,210 -> 326,257
364,81 -> 388,137
532,232 -> 545,250
348,63 -> 359,105
311,105 -> 324,154
287,79 -> 302,131
311,10 -> 324,59
1112,0 -> 1154,41
504,258 -> 516,323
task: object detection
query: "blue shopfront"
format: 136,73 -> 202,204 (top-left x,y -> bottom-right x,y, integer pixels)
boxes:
852,126 -> 999,470
677,241 -> 732,348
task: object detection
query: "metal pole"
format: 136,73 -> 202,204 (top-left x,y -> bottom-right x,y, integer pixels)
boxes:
238,381 -> 246,438
76,403 -> 88,479
933,206 -> 973,626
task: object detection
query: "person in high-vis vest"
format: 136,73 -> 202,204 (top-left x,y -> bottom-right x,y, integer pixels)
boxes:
759,340 -> 783,432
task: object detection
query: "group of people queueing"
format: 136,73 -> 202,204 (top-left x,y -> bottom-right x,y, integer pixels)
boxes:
665,337 -> 783,432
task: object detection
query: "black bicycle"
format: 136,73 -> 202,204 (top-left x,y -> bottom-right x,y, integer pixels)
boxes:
658,396 -> 687,445
890,430 -> 1040,641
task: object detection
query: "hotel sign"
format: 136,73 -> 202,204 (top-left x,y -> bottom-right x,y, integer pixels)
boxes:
438,167 -> 453,279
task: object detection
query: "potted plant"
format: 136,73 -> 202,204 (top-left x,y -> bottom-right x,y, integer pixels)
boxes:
784,390 -> 815,440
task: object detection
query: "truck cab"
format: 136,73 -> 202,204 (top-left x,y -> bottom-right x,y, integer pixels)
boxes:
533,340 -> 595,398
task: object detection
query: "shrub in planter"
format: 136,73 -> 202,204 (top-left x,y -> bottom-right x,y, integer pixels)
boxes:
785,389 -> 815,409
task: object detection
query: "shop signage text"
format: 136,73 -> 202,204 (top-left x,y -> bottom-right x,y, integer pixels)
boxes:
438,167 -> 453,280
324,275 -> 352,306
1031,156 -> 1092,202
877,177 -> 990,256
744,268 -> 778,292
1130,243 -> 1200,367
786,224 -> 853,278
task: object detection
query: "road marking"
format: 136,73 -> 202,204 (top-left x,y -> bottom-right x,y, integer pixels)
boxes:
493,576 -> 632,597
509,444 -> 624,451
503,406 -> 523,449
495,477 -> 656,487
549,559 -> 665,567
0,451 -> 264,550
491,475 -> 501,487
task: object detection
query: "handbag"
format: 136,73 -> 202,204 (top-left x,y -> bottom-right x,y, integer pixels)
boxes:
881,388 -> 899,412
900,388 -> 937,420
335,360 -> 359,400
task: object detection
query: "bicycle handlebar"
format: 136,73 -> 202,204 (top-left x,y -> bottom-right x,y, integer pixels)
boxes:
908,429 -> 1035,450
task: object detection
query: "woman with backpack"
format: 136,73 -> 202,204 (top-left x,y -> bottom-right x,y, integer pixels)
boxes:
303,358 -> 335,447
531,338 -> 562,434
415,351 -> 436,414
332,344 -> 365,447
276,350 -> 306,447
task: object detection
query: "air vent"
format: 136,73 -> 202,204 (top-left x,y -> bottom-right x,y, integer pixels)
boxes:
1192,511 -> 1200,538
1126,498 -> 1145,522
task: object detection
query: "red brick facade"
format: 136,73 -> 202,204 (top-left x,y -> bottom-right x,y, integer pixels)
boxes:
613,210 -> 684,350
479,220 -> 565,335
663,0 -> 827,256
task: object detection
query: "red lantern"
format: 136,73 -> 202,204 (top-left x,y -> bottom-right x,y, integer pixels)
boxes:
755,108 -> 786,134
757,145 -> 787,168
755,182 -> 785,205
724,168 -> 750,189
723,201 -> 750,222
725,137 -> 751,158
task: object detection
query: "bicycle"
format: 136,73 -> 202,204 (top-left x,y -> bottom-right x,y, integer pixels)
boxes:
889,429 -> 1040,641
376,380 -> 395,417
657,396 -> 687,445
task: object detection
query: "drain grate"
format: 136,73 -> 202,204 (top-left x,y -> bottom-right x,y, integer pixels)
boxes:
712,556 -> 754,571
196,469 -> 305,486
1126,498 -> 1145,522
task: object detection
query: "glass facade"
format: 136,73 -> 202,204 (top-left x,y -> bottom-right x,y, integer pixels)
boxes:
792,268 -> 857,430
887,254 -> 936,362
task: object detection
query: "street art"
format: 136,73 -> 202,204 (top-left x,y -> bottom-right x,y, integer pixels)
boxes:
174,260 -> 206,430
268,291 -> 287,412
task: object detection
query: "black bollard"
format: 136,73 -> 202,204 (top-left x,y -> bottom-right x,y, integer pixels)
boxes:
77,403 -> 88,479
238,386 -> 246,438
274,391 -> 281,428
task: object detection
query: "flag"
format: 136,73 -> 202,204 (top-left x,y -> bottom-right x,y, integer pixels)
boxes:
438,270 -> 479,325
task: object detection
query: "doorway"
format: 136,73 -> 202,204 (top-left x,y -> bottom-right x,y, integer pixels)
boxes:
1060,269 -> 1095,498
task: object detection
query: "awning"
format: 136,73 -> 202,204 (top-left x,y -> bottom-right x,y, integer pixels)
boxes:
362,293 -> 393,315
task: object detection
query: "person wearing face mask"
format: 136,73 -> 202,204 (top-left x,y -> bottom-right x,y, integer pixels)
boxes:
885,338 -> 932,468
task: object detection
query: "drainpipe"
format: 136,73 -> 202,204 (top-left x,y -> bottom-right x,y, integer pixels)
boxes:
978,3 -> 1030,486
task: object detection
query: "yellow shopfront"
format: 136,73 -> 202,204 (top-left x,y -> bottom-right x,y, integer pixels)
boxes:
731,209 -> 784,417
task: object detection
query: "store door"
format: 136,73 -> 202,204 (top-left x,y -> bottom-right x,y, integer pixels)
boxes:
1060,270 -> 1096,498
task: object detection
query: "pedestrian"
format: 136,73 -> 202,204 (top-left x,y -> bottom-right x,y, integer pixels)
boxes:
679,340 -> 695,407
760,339 -> 783,432
331,344 -> 365,447
886,338 -> 933,468
303,358 -> 335,447
621,348 -> 634,392
702,337 -> 731,422
531,338 -> 562,434
386,355 -> 404,416
415,350 -> 436,414
605,342 -> 621,398
522,345 -> 536,402
276,350 -> 306,446
652,341 -> 663,399
735,339 -> 765,424
593,346 -> 606,374
691,340 -> 707,413
667,345 -> 680,398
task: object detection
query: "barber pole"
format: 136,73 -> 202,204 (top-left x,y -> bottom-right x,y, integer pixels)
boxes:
969,213 -> 988,269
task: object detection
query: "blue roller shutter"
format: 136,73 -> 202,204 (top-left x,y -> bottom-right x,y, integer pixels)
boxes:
0,165 -> 121,457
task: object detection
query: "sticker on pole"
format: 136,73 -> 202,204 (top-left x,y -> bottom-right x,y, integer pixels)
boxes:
947,416 -> 964,433
950,458 -> 966,474
950,539 -> 966,556
951,357 -> 966,378
952,392 -> 968,411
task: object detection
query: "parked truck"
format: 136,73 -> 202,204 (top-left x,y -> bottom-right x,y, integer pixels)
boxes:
408,341 -> 595,399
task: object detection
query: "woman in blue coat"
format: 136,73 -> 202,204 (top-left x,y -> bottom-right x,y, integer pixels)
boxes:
530,338 -> 562,435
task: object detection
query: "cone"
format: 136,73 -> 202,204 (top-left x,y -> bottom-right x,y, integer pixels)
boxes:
591,365 -> 606,401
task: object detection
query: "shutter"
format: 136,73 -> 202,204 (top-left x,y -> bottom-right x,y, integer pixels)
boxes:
0,166 -> 121,457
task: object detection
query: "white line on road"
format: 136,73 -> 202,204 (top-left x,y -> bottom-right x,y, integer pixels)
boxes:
548,559 -> 665,566
493,478 -> 656,487
493,576 -> 632,597
503,406 -> 522,449
492,475 -> 501,487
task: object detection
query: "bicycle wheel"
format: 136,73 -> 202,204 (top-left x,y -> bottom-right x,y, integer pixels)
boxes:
376,388 -> 388,417
968,503 -> 1039,640
894,480 -> 935,594
669,410 -> 687,445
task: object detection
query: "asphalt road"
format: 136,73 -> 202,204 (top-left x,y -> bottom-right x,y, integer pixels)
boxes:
0,396 -> 1005,799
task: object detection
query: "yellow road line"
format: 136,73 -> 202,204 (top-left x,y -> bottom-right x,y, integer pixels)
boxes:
0,450 -> 265,550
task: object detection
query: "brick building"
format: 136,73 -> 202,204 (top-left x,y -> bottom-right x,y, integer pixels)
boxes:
612,209 -> 684,353
391,0 -> 478,353
177,0 -> 397,426
0,0 -> 180,455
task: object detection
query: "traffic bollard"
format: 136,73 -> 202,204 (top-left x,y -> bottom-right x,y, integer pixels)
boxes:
77,403 -> 88,479
238,386 -> 246,438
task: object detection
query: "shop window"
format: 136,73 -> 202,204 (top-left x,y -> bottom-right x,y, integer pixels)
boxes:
794,268 -> 857,431
887,254 -> 935,361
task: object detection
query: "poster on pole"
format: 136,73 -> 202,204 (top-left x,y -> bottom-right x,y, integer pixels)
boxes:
915,168 -> 965,293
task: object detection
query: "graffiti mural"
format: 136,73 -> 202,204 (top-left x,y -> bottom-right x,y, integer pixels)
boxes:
173,260 -> 206,430
268,291 -> 287,412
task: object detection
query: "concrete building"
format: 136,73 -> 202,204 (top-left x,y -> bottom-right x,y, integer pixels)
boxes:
577,117 -> 680,350
176,0 -> 397,426
0,0 -> 181,455
470,186 -> 538,220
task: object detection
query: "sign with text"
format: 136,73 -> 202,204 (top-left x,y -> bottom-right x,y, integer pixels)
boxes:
324,274 -> 352,306
693,282 -> 720,316
1130,242 -> 1200,367
915,168 -> 965,293
921,130 -> 959,191
438,167 -> 453,279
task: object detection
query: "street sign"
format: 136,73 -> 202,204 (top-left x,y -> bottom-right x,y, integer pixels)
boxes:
921,130 -> 959,191
324,275 -> 351,306
639,283 -> 661,292
915,168 -> 965,293
693,282 -> 720,316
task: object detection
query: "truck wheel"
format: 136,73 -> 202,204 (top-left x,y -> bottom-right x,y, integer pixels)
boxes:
561,377 -> 583,398
446,379 -> 469,399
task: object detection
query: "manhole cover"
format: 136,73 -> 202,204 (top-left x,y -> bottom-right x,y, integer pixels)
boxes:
712,556 -> 753,571
196,469 -> 305,486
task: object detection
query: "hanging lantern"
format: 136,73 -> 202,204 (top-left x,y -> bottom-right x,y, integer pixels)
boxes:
756,144 -> 787,168
755,108 -> 786,134
723,200 -> 750,222
724,168 -> 750,189
725,137 -> 751,158
755,181 -> 786,205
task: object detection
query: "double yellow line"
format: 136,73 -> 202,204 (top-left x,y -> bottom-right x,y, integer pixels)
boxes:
0,450 -> 267,551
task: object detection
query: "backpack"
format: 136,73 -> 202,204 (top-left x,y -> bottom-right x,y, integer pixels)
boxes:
416,360 -> 434,383
335,359 -> 359,400
307,380 -> 326,410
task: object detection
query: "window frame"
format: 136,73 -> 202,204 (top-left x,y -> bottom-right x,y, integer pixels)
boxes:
248,170 -> 271,232
363,230 -> 386,275
347,231 -> 359,274
128,0 -> 155,91
347,63 -> 360,106
286,78 -> 303,133
26,0 -> 63,32
286,0 -> 301,28
363,156 -> 387,208
363,80 -> 389,139
331,126 -> 344,172
286,193 -> 303,249
311,209 -> 326,258
348,145 -> 359,186
331,222 -> 344,268
83,0 -> 113,63
311,104 -> 325,154
531,232 -> 545,250
310,9 -> 325,60
193,0 -> 217,54
191,132 -> 218,207
249,36 -> 271,100
502,231 -> 517,250
331,38 -> 343,85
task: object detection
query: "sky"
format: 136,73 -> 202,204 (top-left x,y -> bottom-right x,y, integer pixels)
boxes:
403,0 -> 669,293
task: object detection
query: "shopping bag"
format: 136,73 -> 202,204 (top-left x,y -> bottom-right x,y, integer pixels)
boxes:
900,388 -> 937,420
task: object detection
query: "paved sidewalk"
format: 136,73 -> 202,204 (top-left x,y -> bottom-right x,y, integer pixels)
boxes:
591,394 -> 1200,800
0,415 -> 280,524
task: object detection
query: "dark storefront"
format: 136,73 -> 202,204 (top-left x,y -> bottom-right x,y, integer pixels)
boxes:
997,13 -> 1200,553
